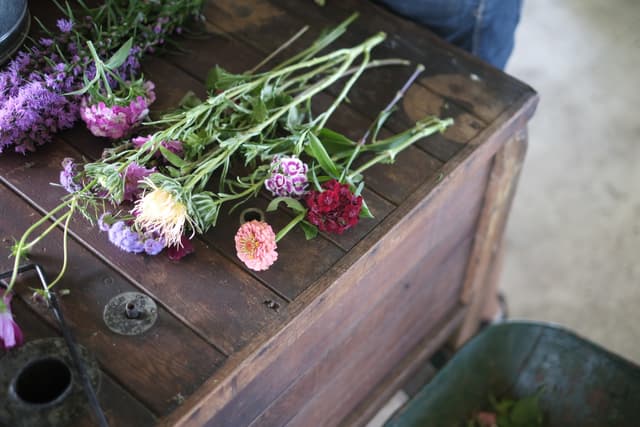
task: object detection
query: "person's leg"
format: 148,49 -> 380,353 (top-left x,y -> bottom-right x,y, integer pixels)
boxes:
374,0 -> 523,69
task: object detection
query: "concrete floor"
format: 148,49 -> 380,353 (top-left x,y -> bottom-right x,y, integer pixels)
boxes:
503,0 -> 640,363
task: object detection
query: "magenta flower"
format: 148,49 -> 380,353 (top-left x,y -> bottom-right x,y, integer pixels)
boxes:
167,235 -> 194,261
1,293 -> 24,351
265,155 -> 309,198
235,220 -> 278,271
123,162 -> 155,201
59,157 -> 82,193
132,134 -> 183,159
80,81 -> 156,139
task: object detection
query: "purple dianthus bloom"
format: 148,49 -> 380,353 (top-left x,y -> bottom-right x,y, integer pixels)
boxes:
265,155 -> 309,198
59,158 -> 81,193
123,162 -> 155,201
56,18 -> 74,33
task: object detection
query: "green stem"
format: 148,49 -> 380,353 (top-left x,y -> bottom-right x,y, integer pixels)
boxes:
4,199 -> 73,295
47,199 -> 77,290
276,211 -> 306,242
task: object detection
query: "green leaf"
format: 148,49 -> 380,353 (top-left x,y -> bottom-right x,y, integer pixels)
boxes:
306,132 -> 339,178
179,91 -> 203,109
105,38 -> 133,69
316,128 -> 355,154
509,396 -> 543,427
372,106 -> 396,142
359,199 -> 374,219
206,65 -> 246,91
300,221 -> 318,240
159,146 -> 187,168
251,98 -> 268,123
267,197 -> 306,214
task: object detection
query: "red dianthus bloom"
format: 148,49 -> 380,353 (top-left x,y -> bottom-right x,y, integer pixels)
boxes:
304,179 -> 362,234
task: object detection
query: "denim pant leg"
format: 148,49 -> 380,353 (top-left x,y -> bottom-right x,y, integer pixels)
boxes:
374,0 -> 523,70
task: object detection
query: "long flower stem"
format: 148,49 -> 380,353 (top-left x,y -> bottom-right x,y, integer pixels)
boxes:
47,198 -> 77,290
4,199 -> 74,295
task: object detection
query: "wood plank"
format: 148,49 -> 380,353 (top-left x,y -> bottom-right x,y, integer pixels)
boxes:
160,130 -> 493,426
339,308 -> 467,427
283,237 -> 474,427
0,183 -> 225,415
0,142 -> 287,356
455,128 -> 528,346
6,299 -> 156,426
252,236 -> 472,427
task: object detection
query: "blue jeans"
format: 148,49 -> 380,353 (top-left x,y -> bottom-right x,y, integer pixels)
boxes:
374,0 -> 523,69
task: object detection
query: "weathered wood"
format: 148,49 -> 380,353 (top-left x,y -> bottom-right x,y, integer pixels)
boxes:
455,129 -> 529,346
8,298 -> 156,426
160,125 -> 498,426
339,308 -> 467,427
254,237 -> 473,427
0,143 -> 288,356
0,183 -> 225,415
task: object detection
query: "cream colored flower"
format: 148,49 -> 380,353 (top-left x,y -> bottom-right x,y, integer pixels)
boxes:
134,184 -> 190,247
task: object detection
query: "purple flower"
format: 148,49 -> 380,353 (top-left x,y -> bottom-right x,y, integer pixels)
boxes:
1,293 -> 24,351
132,134 -> 183,159
57,18 -> 73,33
143,237 -> 165,255
98,212 -> 112,231
80,81 -> 156,139
107,221 -> 145,253
59,158 -> 82,193
123,163 -> 155,201
265,155 -> 309,198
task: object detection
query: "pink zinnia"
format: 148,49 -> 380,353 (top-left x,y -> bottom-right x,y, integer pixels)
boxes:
235,220 -> 278,271
80,81 -> 156,139
0,293 -> 24,351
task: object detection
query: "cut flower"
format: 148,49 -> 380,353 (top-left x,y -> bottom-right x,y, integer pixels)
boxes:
305,179 -> 363,234
0,293 -> 24,351
235,220 -> 278,271
134,182 -> 191,248
80,81 -> 156,139
265,155 -> 309,198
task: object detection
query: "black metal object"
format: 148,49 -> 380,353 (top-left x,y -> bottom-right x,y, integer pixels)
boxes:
103,291 -> 158,336
0,0 -> 30,65
0,264 -> 109,427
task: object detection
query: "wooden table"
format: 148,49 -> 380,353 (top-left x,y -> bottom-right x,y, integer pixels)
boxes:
0,1 -> 537,426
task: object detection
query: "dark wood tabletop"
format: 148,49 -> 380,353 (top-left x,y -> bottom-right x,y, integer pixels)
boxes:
0,1 -> 537,426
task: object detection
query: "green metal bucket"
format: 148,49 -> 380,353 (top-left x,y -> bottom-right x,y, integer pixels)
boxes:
385,321 -> 640,427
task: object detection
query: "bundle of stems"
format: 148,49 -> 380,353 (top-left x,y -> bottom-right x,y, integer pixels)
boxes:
4,15 -> 452,297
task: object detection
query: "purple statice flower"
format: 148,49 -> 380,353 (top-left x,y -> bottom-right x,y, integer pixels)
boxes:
107,221 -> 145,253
143,237 -> 165,255
57,18 -> 74,33
132,134 -> 183,159
59,157 -> 82,193
80,81 -> 155,139
101,217 -> 165,255
265,155 -> 309,198
123,162 -> 155,201
1,293 -> 24,351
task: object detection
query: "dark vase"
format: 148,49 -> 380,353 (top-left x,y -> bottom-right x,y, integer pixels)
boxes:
0,0 -> 30,65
